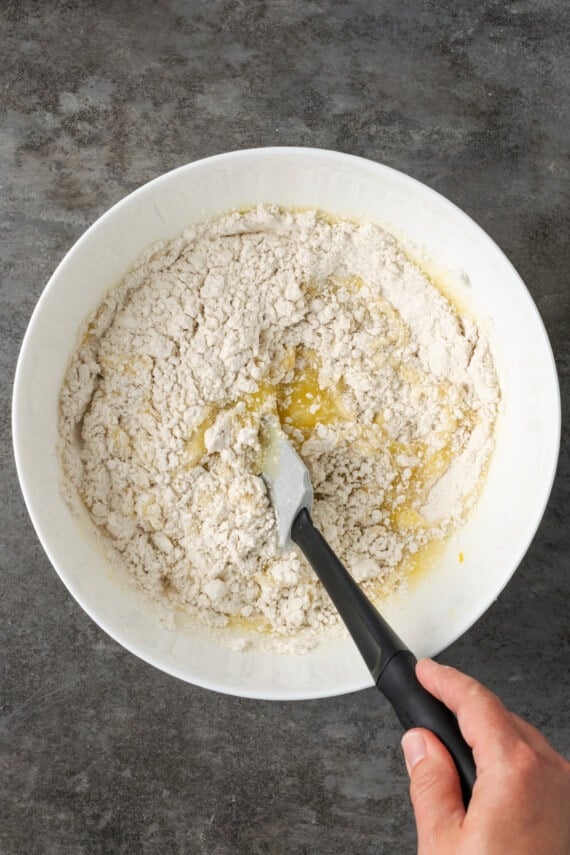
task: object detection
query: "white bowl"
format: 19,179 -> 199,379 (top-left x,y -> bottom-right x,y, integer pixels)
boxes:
13,148 -> 560,700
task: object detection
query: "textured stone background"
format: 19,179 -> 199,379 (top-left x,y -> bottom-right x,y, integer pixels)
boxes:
1,1 -> 569,853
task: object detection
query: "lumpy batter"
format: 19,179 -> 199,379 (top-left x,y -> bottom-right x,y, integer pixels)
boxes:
59,206 -> 500,650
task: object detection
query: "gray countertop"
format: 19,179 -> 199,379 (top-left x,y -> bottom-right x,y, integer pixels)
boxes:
2,2 -> 568,853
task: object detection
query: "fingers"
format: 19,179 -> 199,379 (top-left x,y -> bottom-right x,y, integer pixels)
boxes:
415,659 -> 520,770
402,727 -> 464,851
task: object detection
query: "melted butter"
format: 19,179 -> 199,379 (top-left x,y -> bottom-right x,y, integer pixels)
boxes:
328,274 -> 365,293
401,537 -> 449,587
226,613 -> 273,634
392,506 -> 427,531
415,258 -> 471,317
183,405 -> 216,468
183,347 -> 350,469
277,363 -> 349,432
418,445 -> 455,490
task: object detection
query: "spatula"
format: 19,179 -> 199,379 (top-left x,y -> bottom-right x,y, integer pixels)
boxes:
261,417 -> 476,806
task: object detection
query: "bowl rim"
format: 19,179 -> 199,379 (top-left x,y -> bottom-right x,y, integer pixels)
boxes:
12,146 -> 561,699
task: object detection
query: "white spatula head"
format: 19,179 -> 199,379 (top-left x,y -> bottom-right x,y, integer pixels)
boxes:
260,416 -> 313,550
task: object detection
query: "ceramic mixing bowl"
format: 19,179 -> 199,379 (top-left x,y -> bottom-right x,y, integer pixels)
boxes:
13,148 -> 560,699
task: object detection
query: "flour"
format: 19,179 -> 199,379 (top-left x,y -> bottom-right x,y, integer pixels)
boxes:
59,205 -> 500,650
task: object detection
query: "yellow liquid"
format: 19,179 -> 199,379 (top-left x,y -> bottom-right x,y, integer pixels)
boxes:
184,347 -> 350,467
277,363 -> 349,432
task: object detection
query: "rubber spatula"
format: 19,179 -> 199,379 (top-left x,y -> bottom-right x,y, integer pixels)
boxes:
261,417 -> 476,807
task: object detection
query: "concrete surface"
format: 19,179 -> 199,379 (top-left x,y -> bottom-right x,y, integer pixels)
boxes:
1,1 -> 569,853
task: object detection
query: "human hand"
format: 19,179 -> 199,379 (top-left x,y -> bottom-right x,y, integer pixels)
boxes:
401,659 -> 570,855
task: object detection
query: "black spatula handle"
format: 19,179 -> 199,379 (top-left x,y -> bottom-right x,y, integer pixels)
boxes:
377,649 -> 475,805
291,508 -> 475,806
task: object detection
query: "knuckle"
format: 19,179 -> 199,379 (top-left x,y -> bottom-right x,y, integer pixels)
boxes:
509,742 -> 544,790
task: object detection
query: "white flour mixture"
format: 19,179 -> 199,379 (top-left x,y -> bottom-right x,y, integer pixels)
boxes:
59,206 -> 499,650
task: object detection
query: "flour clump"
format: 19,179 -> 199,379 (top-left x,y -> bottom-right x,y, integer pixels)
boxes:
59,206 -> 500,649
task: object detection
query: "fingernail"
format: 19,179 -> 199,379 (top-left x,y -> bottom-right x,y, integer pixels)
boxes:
401,730 -> 427,775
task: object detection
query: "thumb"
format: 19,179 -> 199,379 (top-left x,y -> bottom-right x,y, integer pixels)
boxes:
402,729 -> 465,851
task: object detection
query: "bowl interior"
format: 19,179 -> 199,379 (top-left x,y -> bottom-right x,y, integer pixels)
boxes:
13,148 -> 560,699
